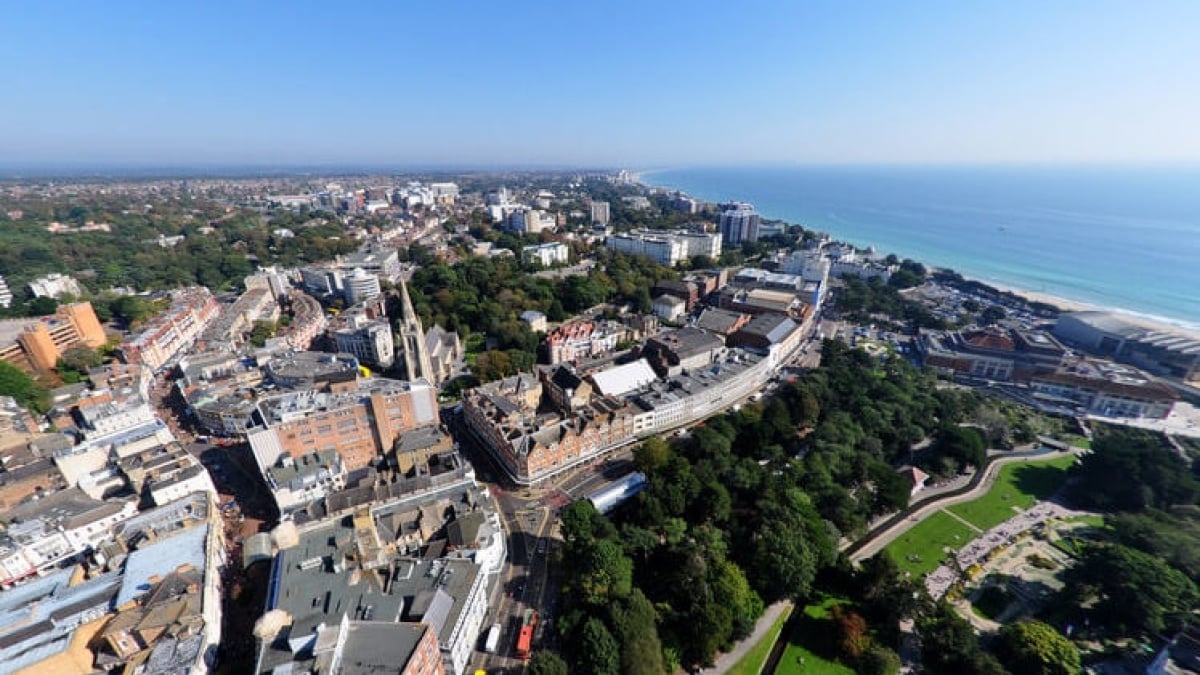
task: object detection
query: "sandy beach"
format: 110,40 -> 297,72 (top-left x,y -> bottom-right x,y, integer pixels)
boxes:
983,279 -> 1200,339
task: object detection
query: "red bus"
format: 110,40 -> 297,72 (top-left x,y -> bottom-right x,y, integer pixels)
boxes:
515,609 -> 538,660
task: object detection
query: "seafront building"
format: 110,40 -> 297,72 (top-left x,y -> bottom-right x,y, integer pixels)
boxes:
718,202 -> 760,245
1054,311 -> 1200,382
1029,360 -> 1179,419
919,327 -> 1068,381
919,325 -> 1180,419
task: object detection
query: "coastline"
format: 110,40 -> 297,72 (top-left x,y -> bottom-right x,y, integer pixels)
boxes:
637,169 -> 1200,338
984,280 -> 1200,338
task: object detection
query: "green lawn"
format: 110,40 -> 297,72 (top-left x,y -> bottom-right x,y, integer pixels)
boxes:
884,510 -> 977,577
947,455 -> 1077,530
1062,513 -> 1105,527
773,597 -> 855,675
728,606 -> 793,675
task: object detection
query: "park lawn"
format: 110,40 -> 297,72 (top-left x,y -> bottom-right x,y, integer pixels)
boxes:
1063,513 -> 1106,527
884,510 -> 978,577
947,455 -> 1077,531
727,606 -> 794,675
773,597 -> 855,675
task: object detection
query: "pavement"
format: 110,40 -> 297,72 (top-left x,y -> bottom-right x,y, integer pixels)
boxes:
849,449 -> 1077,563
1087,401 -> 1200,439
701,601 -> 793,674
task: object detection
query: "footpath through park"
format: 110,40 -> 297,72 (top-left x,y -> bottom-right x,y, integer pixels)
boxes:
705,444 -> 1078,674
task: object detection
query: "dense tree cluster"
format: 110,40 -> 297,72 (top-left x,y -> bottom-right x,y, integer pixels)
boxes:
1054,426 -> 1200,640
0,360 -> 50,414
834,276 -> 948,330
405,250 -> 678,381
0,201 -> 357,316
554,338 -> 980,669
993,620 -> 1081,675
1067,426 -> 1200,512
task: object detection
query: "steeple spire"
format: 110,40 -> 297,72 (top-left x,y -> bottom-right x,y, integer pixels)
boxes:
396,277 -> 434,383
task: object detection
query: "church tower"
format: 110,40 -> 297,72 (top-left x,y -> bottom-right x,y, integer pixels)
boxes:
397,277 -> 434,383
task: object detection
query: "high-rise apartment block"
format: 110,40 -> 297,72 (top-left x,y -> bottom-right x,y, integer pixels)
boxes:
590,201 -> 610,226
719,202 -> 760,245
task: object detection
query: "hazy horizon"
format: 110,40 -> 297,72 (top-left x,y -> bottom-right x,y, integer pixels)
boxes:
3,1 -> 1199,167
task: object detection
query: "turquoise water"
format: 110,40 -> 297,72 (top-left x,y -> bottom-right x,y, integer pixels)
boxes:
644,166 -> 1200,327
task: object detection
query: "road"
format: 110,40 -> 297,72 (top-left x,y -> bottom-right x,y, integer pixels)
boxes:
849,449 -> 1077,563
446,313 -> 837,671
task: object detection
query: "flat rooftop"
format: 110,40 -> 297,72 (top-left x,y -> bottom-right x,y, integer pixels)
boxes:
260,516 -> 481,673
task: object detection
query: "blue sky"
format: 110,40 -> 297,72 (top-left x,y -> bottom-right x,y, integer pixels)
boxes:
2,1 -> 1198,168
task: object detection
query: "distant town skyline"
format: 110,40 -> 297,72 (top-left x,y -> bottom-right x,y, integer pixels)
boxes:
3,1 -> 1199,168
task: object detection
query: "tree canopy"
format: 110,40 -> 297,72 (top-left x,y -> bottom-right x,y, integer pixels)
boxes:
0,361 -> 49,414
1068,426 -> 1200,511
994,620 -> 1081,675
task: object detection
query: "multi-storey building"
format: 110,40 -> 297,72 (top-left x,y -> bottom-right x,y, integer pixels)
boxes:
337,246 -> 402,280
334,314 -> 395,369
344,267 -> 383,304
264,351 -> 360,391
0,274 -> 12,308
604,229 -> 721,266
0,302 -> 107,372
590,200 -> 610,226
1030,360 -> 1179,419
256,513 -> 484,675
522,241 -> 569,267
28,273 -> 84,299
919,327 -> 1067,381
463,350 -> 771,485
279,289 -> 325,350
118,442 -> 217,507
199,287 -> 280,350
0,488 -> 138,587
719,202 -> 760,244
248,377 -> 438,473
541,319 -> 626,365
118,288 -> 220,371
262,448 -> 347,515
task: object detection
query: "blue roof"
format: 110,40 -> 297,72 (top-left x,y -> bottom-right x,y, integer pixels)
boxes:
117,523 -> 208,606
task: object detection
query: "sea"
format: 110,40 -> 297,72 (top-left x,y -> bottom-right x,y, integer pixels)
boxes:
643,165 -> 1200,329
